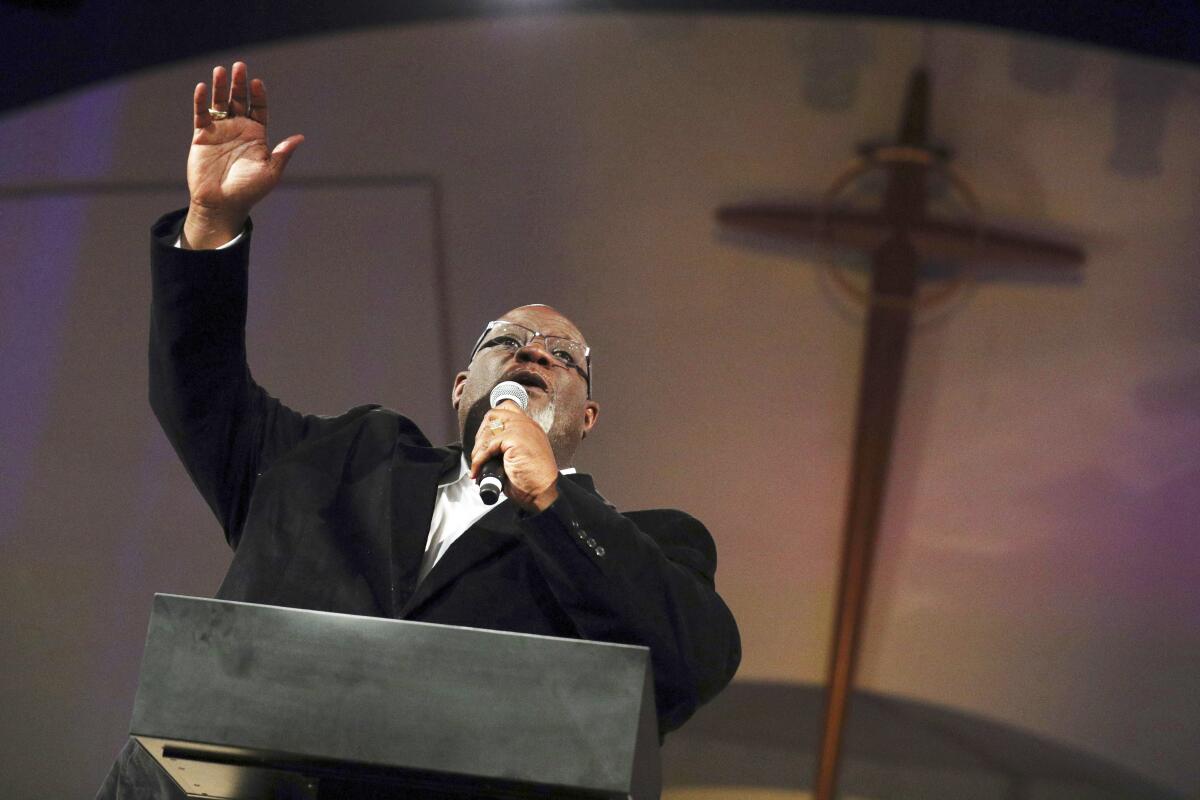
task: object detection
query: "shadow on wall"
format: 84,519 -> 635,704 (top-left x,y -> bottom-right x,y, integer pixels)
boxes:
1008,37 -> 1181,180
795,23 -> 875,112
661,681 -> 1184,800
1107,61 -> 1177,179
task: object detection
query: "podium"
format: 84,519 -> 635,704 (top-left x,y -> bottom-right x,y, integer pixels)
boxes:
129,594 -> 660,799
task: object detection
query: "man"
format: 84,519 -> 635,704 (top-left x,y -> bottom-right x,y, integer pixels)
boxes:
98,62 -> 739,798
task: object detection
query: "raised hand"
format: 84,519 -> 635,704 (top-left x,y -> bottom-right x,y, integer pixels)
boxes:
181,62 -> 304,249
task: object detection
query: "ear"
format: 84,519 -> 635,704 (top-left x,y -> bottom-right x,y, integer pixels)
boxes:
451,371 -> 468,410
580,400 -> 600,439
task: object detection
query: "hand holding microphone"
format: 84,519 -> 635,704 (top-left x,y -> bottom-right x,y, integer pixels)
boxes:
470,381 -> 561,512
476,381 -> 528,504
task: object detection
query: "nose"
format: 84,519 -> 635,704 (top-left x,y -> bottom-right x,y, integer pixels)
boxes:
515,339 -> 553,366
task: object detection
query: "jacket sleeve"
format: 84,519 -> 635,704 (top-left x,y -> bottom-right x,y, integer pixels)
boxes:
147,208 -> 365,548
517,477 -> 741,734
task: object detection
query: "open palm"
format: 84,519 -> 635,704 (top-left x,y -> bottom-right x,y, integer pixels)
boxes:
186,63 -> 303,220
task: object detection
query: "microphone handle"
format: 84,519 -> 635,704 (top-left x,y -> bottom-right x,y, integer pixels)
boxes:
478,457 -> 505,505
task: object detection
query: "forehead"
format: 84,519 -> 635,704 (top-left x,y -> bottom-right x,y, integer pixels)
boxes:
497,305 -> 586,345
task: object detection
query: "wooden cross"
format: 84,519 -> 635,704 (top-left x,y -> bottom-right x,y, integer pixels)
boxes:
716,68 -> 1084,800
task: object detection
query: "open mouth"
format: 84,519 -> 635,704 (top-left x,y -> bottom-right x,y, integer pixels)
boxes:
505,370 -> 549,392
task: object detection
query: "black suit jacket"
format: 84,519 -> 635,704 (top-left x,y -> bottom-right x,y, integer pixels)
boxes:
96,210 -> 740,798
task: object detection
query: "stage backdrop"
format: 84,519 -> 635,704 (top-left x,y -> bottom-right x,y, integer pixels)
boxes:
0,12 -> 1196,799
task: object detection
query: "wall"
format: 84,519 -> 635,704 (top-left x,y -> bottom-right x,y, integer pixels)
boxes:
0,13 -> 1196,797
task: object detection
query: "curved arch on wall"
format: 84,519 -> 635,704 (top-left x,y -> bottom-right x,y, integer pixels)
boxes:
662,681 -> 1183,799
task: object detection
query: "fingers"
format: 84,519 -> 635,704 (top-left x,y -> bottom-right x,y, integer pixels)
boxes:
470,410 -> 515,477
192,82 -> 210,129
228,62 -> 249,116
469,419 -> 505,478
468,408 -> 538,478
470,443 -> 500,481
199,64 -> 271,127
210,65 -> 229,114
248,78 -> 269,125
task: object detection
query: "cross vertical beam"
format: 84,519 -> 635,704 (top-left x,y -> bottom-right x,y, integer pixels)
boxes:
814,72 -> 929,800
815,234 -> 919,800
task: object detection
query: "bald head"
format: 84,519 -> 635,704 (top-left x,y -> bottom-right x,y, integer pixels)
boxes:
499,305 -> 588,349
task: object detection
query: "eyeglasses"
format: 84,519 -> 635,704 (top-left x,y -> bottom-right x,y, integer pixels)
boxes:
469,320 -> 592,397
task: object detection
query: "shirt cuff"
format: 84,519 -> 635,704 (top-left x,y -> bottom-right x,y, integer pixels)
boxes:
173,228 -> 246,250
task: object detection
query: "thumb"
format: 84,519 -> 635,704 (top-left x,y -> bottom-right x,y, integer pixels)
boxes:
269,134 -> 304,175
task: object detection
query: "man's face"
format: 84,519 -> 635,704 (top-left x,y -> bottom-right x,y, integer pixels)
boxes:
452,305 -> 599,466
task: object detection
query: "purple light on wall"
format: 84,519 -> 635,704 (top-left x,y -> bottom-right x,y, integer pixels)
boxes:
0,87 -> 124,538
0,195 -> 88,538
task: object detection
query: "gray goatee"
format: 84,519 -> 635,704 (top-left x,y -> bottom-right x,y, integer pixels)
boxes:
528,401 -> 556,435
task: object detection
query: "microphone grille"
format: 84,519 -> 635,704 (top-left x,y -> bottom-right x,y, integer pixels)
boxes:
489,380 -> 529,411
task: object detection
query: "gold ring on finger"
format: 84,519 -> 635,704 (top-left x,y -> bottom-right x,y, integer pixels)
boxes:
488,419 -> 505,433
208,107 -> 230,120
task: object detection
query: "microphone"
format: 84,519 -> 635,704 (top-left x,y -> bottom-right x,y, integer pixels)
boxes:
478,380 -> 530,505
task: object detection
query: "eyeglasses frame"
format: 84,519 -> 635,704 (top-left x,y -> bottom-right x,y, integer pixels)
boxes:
468,319 -> 592,398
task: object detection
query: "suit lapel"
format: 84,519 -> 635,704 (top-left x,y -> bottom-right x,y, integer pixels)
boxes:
388,442 -> 459,615
398,499 -> 519,618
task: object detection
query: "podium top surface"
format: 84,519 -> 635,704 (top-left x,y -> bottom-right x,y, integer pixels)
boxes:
132,594 -> 658,797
